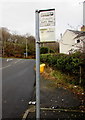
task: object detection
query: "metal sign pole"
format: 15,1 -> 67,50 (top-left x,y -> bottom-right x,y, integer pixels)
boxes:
35,10 -> 40,119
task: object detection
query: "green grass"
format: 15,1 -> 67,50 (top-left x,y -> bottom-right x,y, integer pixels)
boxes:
42,66 -> 84,94
51,69 -> 81,85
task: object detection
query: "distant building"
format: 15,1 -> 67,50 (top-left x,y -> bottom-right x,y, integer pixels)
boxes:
59,29 -> 85,54
75,31 -> 85,53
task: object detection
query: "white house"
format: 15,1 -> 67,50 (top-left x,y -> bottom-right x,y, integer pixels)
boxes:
59,29 -> 85,54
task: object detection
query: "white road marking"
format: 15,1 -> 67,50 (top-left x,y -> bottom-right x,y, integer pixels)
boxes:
22,106 -> 35,120
14,59 -> 23,64
7,59 -> 13,62
0,65 -> 11,69
0,59 -> 26,70
14,60 -> 26,64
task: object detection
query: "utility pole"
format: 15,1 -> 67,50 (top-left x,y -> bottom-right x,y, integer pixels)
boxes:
83,1 -> 85,26
26,39 -> 28,58
81,1 -> 85,31
35,10 -> 40,119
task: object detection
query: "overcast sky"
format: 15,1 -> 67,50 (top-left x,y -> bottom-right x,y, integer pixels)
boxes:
0,0 -> 84,39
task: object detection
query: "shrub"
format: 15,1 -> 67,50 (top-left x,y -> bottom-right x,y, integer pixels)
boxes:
40,52 -> 85,86
40,47 -> 55,54
40,47 -> 49,54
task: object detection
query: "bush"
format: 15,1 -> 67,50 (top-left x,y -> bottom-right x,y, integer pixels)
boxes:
40,52 -> 85,86
40,47 -> 55,54
40,47 -> 49,54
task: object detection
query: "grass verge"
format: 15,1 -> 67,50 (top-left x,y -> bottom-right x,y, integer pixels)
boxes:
41,65 -> 84,95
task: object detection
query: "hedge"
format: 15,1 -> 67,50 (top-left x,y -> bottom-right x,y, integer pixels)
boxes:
40,47 -> 55,54
40,52 -> 85,86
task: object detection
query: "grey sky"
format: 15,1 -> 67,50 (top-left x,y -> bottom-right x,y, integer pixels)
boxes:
0,0 -> 84,39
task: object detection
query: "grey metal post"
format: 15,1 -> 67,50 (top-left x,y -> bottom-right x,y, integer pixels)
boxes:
35,10 -> 40,119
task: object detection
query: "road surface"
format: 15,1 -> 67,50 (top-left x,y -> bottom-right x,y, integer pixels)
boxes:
2,58 -> 35,119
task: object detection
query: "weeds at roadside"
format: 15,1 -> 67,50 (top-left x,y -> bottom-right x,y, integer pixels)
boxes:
41,65 -> 84,95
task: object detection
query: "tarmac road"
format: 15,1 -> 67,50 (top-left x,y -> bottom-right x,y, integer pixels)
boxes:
27,76 -> 85,119
2,58 -> 35,119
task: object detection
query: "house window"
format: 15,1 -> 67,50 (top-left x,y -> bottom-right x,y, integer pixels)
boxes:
77,39 -> 80,43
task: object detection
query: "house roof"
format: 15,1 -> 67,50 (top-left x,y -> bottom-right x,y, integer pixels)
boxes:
74,32 -> 85,38
67,29 -> 85,39
67,29 -> 83,34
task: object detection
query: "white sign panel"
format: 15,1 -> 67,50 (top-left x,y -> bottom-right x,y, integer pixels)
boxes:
39,9 -> 55,42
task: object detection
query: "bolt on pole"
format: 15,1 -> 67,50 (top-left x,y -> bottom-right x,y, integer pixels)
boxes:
35,10 -> 40,119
